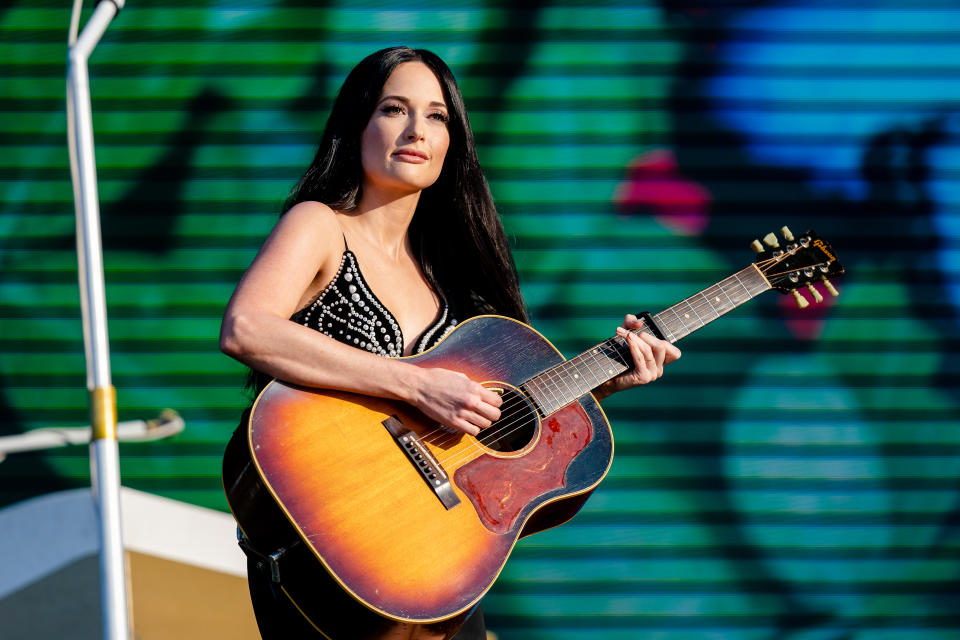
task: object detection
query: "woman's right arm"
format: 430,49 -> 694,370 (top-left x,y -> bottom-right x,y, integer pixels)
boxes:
219,201 -> 500,435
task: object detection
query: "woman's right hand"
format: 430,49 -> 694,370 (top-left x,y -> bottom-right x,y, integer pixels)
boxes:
407,367 -> 503,436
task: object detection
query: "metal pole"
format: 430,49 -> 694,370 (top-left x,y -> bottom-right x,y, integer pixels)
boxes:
66,0 -> 130,638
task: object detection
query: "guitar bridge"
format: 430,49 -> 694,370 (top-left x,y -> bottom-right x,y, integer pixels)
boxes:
382,415 -> 460,510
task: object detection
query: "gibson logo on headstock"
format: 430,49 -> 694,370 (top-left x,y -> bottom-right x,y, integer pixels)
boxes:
813,238 -> 836,262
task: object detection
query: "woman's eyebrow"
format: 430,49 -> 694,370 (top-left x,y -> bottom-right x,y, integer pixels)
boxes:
379,94 -> 447,108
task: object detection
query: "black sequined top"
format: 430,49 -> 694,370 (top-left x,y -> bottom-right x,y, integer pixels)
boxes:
290,249 -> 458,357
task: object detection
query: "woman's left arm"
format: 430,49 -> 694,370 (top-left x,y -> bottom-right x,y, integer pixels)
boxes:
592,313 -> 681,402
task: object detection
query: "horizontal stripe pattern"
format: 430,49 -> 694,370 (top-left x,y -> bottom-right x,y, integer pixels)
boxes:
3,1 -> 960,637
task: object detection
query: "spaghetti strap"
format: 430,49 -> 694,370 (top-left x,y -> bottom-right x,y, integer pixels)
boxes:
329,212 -> 348,251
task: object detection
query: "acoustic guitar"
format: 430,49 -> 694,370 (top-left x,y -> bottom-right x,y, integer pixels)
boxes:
223,227 -> 843,639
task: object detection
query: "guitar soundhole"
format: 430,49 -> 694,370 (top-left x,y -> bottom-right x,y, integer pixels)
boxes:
480,386 -> 539,453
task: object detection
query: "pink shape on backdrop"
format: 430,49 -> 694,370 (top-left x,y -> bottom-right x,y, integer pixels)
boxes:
615,148 -> 838,341
614,148 -> 712,235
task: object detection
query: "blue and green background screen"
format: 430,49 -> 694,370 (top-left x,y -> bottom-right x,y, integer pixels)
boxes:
3,1 -> 960,638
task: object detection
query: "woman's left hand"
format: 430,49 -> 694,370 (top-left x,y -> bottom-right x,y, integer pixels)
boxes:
593,313 -> 681,401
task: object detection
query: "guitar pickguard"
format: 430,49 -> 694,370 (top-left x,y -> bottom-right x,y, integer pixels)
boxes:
454,402 -> 593,535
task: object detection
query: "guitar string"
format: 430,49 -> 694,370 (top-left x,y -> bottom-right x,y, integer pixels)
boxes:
420,248 -> 826,467
421,332 -> 638,454
420,250 -> 795,457
421,299 -> 700,457
432,290 -> 759,468
415,378 -> 540,449
423,256 -> 791,463
433,337 -> 643,470
415,333 -> 641,450
429,329 -> 656,469
652,249 -> 825,338
426,337 -> 623,464
433,295 -> 809,469
761,266 -> 828,281
423,331 -> 640,455
419,393 -> 527,450
411,376 -> 532,448
435,287 -> 828,467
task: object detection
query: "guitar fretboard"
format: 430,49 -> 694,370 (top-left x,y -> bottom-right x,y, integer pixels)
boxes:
521,264 -> 770,415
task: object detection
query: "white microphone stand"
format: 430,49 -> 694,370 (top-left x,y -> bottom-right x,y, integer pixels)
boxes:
66,0 -> 130,637
0,410 -> 185,462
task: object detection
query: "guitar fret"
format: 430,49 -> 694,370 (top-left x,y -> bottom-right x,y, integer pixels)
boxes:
697,291 -> 722,319
578,348 -> 607,390
682,299 -> 706,329
522,377 -> 540,411
669,305 -> 691,338
538,370 -> 564,414
562,359 -> 590,397
689,301 -> 706,326
598,336 -> 632,382
705,283 -> 734,315
609,337 -> 631,368
523,376 -> 551,415
521,263 -> 775,414
664,306 -> 687,342
732,271 -> 756,301
549,366 -> 578,409
652,312 -> 677,343
596,341 -> 630,379
591,345 -> 617,383
716,279 -> 740,309
572,357 -> 596,395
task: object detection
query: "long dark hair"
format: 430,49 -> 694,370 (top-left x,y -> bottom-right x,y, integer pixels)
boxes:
285,46 -> 527,323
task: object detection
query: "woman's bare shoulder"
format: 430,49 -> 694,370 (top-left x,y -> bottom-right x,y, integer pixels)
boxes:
281,200 -> 338,231
267,201 -> 342,250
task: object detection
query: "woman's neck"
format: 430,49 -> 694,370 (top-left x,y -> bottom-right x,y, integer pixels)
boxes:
342,189 -> 422,261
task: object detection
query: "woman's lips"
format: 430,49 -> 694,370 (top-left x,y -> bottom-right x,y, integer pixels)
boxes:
392,149 -> 428,163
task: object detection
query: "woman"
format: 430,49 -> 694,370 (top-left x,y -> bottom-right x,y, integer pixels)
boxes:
221,46 -> 680,640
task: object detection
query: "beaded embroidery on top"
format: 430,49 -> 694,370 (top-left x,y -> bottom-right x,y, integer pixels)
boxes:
291,250 -> 457,357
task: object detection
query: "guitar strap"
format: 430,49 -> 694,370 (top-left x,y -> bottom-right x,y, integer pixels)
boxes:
237,527 -> 301,584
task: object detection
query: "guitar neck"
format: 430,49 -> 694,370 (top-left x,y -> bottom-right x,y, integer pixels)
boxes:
521,264 -> 772,415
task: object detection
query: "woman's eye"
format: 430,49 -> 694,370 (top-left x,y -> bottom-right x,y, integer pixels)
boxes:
429,112 -> 449,123
381,104 -> 404,115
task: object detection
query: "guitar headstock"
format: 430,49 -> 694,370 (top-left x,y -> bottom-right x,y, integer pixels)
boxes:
752,227 -> 844,308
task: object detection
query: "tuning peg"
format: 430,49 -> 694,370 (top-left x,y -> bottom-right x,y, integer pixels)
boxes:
763,233 -> 780,248
821,277 -> 839,297
750,239 -> 764,253
806,283 -> 823,303
791,289 -> 809,309
781,226 -> 794,242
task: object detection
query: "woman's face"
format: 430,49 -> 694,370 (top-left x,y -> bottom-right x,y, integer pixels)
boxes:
360,62 -> 451,198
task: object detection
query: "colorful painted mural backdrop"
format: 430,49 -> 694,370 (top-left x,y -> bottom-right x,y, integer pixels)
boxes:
2,1 -> 959,638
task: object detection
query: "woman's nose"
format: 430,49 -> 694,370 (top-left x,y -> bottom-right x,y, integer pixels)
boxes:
405,120 -> 425,141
